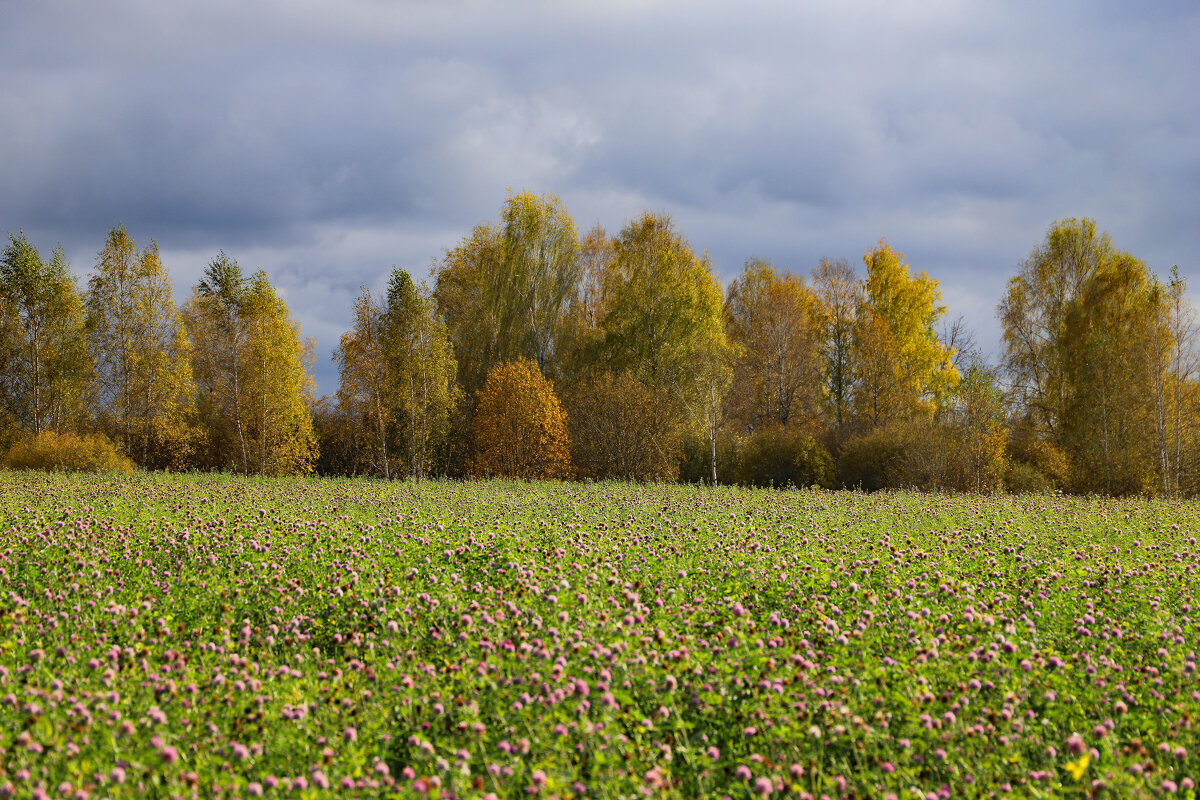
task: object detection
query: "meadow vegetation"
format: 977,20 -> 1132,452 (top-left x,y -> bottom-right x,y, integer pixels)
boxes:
2,471 -> 1199,798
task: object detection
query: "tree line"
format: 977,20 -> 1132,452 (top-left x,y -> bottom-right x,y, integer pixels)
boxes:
0,228 -> 315,474
2,197 -> 1195,495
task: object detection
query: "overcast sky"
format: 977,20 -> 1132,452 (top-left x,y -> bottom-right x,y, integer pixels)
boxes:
2,0 -> 1197,394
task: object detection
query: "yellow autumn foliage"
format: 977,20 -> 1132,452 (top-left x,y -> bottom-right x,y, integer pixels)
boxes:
471,359 -> 571,480
5,431 -> 134,474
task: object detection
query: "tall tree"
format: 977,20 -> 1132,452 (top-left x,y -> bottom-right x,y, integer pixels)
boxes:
86,225 -> 196,469
433,191 -> 580,402
333,287 -> 393,478
241,272 -> 318,475
999,218 -> 1110,440
852,240 -> 958,428
999,219 -> 1165,494
811,257 -> 859,440
500,191 -> 581,376
382,268 -> 459,479
724,259 -> 823,431
595,212 -> 727,405
594,212 -> 732,478
433,224 -> 504,402
1165,267 -> 1199,495
1060,248 -> 1157,494
184,252 -> 251,470
0,232 -> 90,437
850,309 -> 905,430
1142,267 -> 1199,497
183,254 -> 316,475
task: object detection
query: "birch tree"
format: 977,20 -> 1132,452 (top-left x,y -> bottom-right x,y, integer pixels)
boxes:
334,287 -> 393,478
0,232 -> 90,438
242,271 -> 317,476
596,212 -> 727,405
434,191 -> 580,400
183,254 -> 315,474
811,257 -> 859,440
594,212 -> 732,479
382,268 -> 458,479
86,225 -> 196,469
852,241 -> 958,429
433,224 -> 504,402
1000,219 -> 1162,495
500,191 -> 580,377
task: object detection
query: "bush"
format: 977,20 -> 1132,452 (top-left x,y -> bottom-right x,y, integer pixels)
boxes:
839,421 -> 987,492
566,370 -> 681,482
1004,460 -> 1055,494
471,359 -> 572,480
837,427 -> 903,491
1008,435 -> 1071,491
734,425 -> 834,489
942,367 -> 1008,492
678,428 -> 739,485
0,414 -> 18,456
4,431 -> 135,474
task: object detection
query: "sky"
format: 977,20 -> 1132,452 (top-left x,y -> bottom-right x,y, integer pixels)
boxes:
2,0 -> 1197,394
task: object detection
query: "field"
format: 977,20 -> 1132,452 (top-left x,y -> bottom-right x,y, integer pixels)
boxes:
1,473 -> 1198,799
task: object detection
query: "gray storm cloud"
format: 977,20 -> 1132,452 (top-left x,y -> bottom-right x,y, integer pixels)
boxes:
2,0 -> 1196,393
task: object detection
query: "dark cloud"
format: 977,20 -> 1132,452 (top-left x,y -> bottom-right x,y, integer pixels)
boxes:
2,0 -> 1197,393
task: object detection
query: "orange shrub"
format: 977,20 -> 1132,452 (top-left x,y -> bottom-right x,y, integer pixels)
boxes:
471,359 -> 571,480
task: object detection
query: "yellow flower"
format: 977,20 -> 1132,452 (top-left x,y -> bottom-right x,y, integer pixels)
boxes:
1065,753 -> 1090,781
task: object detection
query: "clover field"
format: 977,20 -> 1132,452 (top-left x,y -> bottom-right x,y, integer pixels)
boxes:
2,472 -> 1199,799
